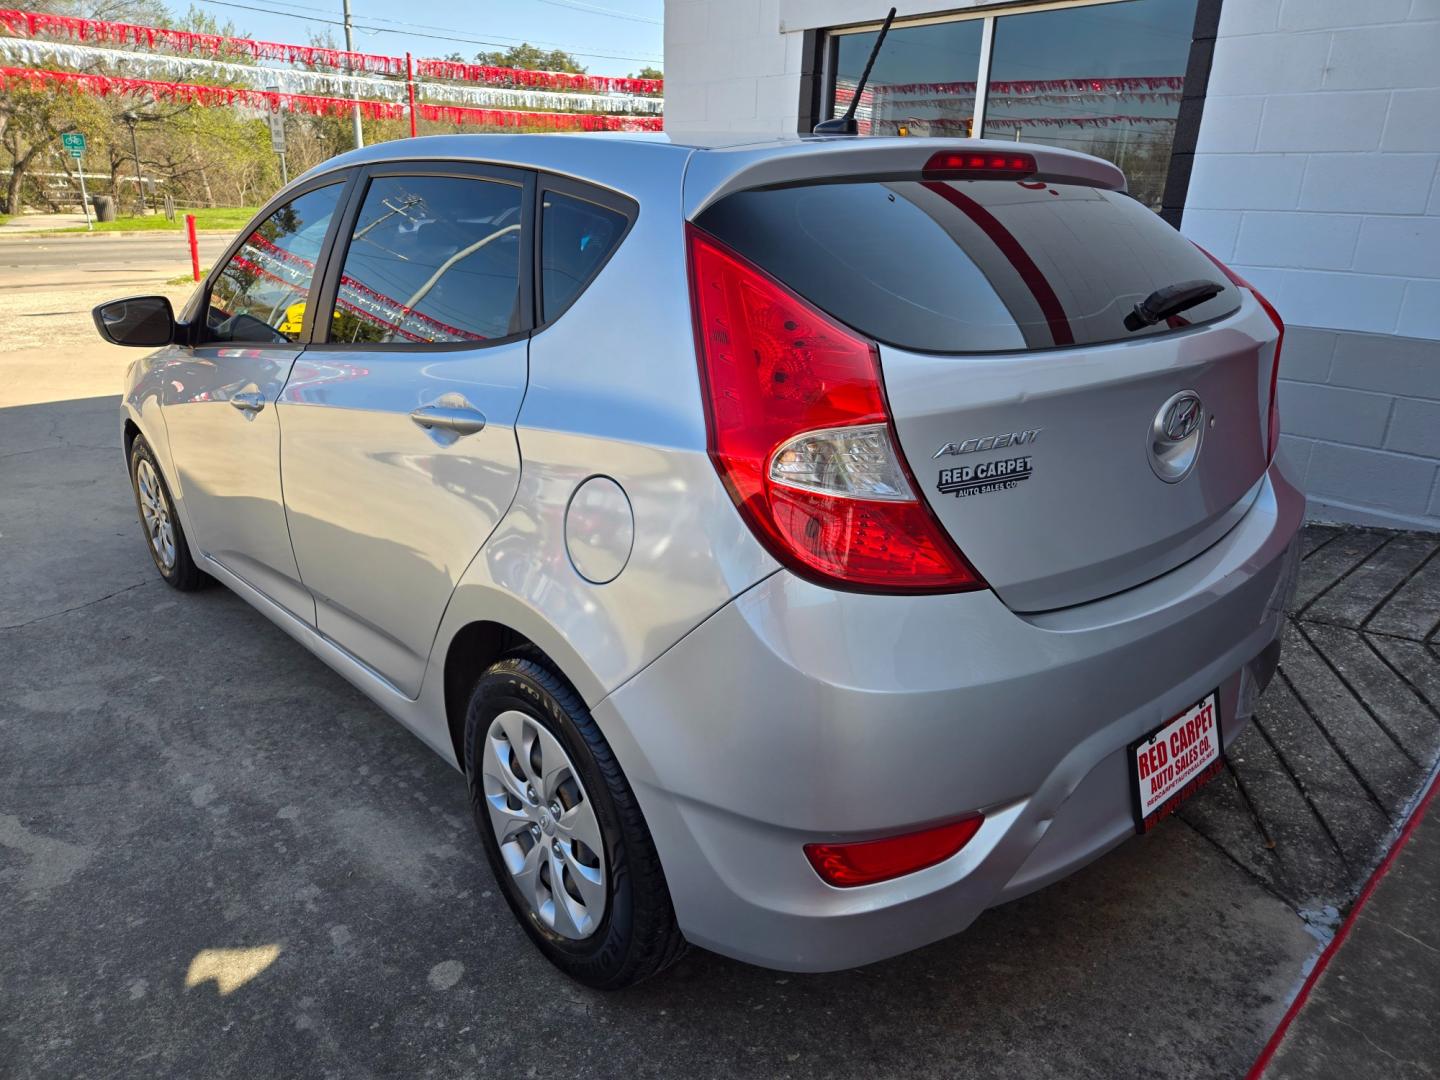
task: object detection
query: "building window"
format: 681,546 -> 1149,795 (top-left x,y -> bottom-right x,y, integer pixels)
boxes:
984,0 -> 1198,208
833,19 -> 984,137
825,0 -> 1203,209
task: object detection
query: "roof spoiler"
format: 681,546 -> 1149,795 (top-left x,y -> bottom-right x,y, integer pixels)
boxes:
683,139 -> 1127,219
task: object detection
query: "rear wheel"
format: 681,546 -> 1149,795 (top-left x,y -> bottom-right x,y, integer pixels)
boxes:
128,435 -> 205,591
464,655 -> 686,989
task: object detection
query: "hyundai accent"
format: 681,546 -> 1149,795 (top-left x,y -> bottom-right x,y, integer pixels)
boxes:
94,132 -> 1303,988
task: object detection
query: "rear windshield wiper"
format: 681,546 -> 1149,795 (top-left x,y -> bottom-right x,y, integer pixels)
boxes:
1124,279 -> 1225,331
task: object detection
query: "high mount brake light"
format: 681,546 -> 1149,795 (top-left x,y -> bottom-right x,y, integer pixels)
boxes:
1195,245 -> 1285,462
805,815 -> 985,887
923,151 -> 1037,180
686,224 -> 984,594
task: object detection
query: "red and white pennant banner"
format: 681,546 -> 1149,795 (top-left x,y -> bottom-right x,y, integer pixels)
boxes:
0,8 -> 663,95
414,58 -> 660,97
839,75 -> 1185,96
0,67 -> 663,130
0,38 -> 664,114
0,7 -> 404,74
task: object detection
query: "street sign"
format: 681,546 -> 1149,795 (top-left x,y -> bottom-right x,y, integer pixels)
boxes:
62,132 -> 86,158
266,101 -> 286,153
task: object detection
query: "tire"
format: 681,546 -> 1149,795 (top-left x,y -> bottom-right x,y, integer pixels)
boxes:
128,434 -> 206,591
464,655 -> 686,989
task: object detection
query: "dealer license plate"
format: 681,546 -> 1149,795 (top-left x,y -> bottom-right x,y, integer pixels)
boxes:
1129,691 -> 1222,833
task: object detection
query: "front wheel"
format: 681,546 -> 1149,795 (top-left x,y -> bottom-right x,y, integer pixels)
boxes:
128,435 -> 205,591
464,655 -> 686,989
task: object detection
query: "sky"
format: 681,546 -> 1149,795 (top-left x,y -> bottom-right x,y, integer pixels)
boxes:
182,0 -> 664,77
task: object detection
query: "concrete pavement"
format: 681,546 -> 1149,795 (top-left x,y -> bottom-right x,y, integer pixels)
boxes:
1254,775 -> 1440,1080
1,248 -> 1438,1078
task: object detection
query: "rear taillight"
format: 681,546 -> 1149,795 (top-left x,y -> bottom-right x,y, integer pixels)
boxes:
804,815 -> 985,887
923,150 -> 1036,180
1196,245 -> 1285,461
687,224 -> 983,593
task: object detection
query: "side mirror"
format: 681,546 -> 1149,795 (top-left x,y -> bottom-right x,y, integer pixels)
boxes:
92,295 -> 178,348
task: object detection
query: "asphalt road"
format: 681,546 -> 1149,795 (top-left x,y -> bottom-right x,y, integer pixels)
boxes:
0,395 -> 1319,1080
4,245 -> 1437,1079
0,231 -> 232,291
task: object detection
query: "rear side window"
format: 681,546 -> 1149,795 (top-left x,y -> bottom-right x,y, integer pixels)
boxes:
540,189 -> 631,323
327,175 -> 524,344
695,181 -> 1241,353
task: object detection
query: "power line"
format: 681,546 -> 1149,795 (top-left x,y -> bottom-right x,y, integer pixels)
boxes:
188,0 -> 665,64
530,0 -> 661,25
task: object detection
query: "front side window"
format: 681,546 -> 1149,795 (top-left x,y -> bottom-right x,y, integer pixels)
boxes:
204,185 -> 341,345
326,175 -> 524,345
540,190 -> 630,323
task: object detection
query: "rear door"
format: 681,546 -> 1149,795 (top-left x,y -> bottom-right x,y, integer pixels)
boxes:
695,173 -> 1277,610
278,163 -> 533,697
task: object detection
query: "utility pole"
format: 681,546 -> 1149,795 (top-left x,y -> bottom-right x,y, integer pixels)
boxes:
122,111 -> 146,214
342,0 -> 363,149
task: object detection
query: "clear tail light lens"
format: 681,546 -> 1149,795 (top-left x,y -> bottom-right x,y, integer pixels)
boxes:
687,224 -> 983,593
769,423 -> 912,500
1195,245 -> 1285,461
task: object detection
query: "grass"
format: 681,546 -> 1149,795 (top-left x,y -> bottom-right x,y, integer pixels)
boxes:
166,268 -> 210,285
55,207 -> 257,234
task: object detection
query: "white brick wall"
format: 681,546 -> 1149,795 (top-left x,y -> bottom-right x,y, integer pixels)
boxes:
664,0 -> 806,132
1183,0 -> 1440,528
1181,2 -> 1440,342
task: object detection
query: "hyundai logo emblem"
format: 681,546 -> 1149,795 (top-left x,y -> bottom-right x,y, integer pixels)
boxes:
1162,394 -> 1203,442
1149,390 -> 1205,483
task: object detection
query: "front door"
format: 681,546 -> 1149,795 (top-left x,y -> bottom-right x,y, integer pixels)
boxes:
162,179 -> 349,620
279,165 -> 533,697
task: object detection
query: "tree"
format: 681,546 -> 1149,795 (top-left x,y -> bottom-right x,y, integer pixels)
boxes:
0,0 -> 176,211
473,43 -> 587,74
0,0 -> 270,213
630,66 -> 663,81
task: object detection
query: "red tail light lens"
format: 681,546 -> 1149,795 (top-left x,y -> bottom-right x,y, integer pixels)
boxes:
1196,245 -> 1285,461
923,150 -> 1036,180
805,815 -> 985,887
687,224 -> 983,593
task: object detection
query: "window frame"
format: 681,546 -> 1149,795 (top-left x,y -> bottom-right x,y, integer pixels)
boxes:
185,169 -> 359,349
308,160 -> 538,353
532,172 -> 639,332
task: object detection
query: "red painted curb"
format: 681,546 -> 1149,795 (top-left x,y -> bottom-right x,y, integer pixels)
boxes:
1246,766 -> 1440,1080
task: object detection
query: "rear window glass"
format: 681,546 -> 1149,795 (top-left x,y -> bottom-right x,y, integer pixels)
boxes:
695,180 -> 1241,353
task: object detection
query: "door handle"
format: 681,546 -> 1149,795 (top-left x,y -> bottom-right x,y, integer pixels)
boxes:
410,404 -> 487,436
230,391 -> 266,413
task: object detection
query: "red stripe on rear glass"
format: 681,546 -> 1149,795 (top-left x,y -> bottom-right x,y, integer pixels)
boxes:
921,181 -> 1075,348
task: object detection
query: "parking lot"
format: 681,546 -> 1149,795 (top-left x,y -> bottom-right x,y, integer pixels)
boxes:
2,231 -> 1438,1078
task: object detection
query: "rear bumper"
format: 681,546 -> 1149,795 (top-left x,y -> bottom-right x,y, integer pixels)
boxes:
594,455 -> 1305,972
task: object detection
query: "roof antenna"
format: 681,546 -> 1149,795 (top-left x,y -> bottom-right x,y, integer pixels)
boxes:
813,7 -> 896,135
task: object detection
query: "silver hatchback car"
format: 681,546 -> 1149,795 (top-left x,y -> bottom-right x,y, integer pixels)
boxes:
95,133 -> 1303,988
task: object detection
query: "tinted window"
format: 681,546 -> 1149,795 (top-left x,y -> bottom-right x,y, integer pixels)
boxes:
541,190 -> 629,323
205,184 -> 341,344
328,175 -> 524,345
697,180 -> 1241,354
983,0 -> 1199,208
